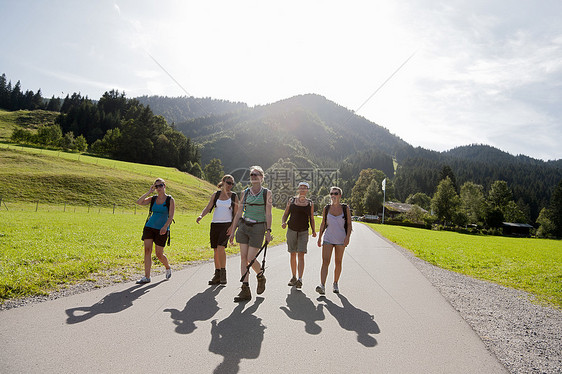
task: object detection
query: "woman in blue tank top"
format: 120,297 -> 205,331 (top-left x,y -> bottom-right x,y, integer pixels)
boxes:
135,178 -> 174,284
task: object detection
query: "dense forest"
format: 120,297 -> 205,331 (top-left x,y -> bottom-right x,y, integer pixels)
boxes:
1,73 -> 201,173
136,95 -> 248,125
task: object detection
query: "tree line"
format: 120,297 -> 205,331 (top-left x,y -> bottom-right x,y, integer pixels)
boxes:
2,73 -> 202,175
348,165 -> 562,238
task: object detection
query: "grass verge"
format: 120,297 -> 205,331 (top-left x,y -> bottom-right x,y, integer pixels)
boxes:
368,224 -> 562,308
0,209 -> 292,300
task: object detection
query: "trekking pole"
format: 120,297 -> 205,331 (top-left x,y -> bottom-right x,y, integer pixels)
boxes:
239,241 -> 269,282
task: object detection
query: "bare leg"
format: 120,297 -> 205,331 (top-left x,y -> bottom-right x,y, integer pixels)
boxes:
290,252 -> 297,277
320,244 -> 334,285
143,240 -> 154,278
297,252 -> 305,279
333,245 -> 346,283
239,243 -> 249,281
155,245 -> 170,270
213,245 -> 227,269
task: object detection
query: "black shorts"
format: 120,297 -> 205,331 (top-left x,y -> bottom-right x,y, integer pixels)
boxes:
142,226 -> 168,247
210,222 -> 231,248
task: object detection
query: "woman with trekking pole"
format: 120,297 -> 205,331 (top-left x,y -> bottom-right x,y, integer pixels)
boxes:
316,186 -> 352,294
281,181 -> 316,289
228,166 -> 272,302
197,174 -> 239,285
135,178 -> 174,284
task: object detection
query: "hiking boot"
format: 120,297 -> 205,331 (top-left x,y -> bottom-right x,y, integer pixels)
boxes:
208,269 -> 220,285
136,276 -> 151,284
288,276 -> 297,286
234,284 -> 251,302
333,282 -> 339,294
295,279 -> 302,289
315,284 -> 325,295
165,268 -> 172,280
256,273 -> 266,294
219,268 -> 227,285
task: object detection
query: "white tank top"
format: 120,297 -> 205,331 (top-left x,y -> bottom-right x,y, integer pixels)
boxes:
212,197 -> 233,223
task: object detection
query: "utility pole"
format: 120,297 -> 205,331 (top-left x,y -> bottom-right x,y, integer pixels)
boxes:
382,178 -> 386,224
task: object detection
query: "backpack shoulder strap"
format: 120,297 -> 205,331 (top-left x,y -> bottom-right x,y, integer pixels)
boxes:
341,203 -> 349,234
263,188 -> 268,205
146,195 -> 157,223
210,191 -> 221,212
149,195 -> 157,212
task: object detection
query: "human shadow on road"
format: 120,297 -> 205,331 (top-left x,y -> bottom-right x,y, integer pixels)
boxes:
164,285 -> 223,334
280,288 -> 324,334
209,297 -> 266,374
65,280 -> 165,324
321,294 -> 380,347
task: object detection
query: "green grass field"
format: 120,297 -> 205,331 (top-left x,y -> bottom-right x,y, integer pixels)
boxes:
0,209 -> 290,300
368,224 -> 562,308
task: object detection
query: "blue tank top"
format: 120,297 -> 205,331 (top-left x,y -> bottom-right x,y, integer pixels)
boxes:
146,201 -> 169,231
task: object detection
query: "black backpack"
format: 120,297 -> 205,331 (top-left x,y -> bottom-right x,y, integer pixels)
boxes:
322,203 -> 349,235
210,190 -> 238,219
146,195 -> 173,245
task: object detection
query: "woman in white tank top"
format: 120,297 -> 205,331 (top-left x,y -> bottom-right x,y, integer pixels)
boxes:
197,175 -> 239,285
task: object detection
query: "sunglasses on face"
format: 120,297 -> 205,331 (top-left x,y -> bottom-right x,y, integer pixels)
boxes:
250,173 -> 261,177
330,192 -> 340,195
155,184 -> 165,188
225,181 -> 234,186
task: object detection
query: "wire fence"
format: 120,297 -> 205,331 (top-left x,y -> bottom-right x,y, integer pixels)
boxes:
0,198 -> 198,215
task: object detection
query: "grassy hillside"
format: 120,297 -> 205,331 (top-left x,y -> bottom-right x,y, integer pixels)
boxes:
0,145 -> 214,210
0,108 -> 59,140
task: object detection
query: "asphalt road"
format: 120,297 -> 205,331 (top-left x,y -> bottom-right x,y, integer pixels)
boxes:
0,223 -> 507,373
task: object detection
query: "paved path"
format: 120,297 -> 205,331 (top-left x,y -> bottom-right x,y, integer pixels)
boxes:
0,223 -> 507,373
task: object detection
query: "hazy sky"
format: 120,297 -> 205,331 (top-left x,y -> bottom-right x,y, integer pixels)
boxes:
2,0 -> 561,160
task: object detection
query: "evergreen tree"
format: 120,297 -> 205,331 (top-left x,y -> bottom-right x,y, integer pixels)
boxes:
363,179 -> 383,215
46,95 -> 62,111
431,177 -> 460,225
536,208 -> 555,238
488,180 -> 513,210
439,165 -> 457,191
550,180 -> 562,237
460,182 -> 485,224
0,73 -> 8,108
204,158 -> 225,186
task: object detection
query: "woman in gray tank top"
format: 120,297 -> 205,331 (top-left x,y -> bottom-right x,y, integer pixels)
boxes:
316,186 -> 352,295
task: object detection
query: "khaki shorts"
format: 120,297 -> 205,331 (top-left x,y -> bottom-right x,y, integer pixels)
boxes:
235,220 -> 266,248
286,228 -> 308,253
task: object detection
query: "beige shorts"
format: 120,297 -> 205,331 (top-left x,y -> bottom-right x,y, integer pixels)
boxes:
235,220 -> 266,248
286,228 -> 308,253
